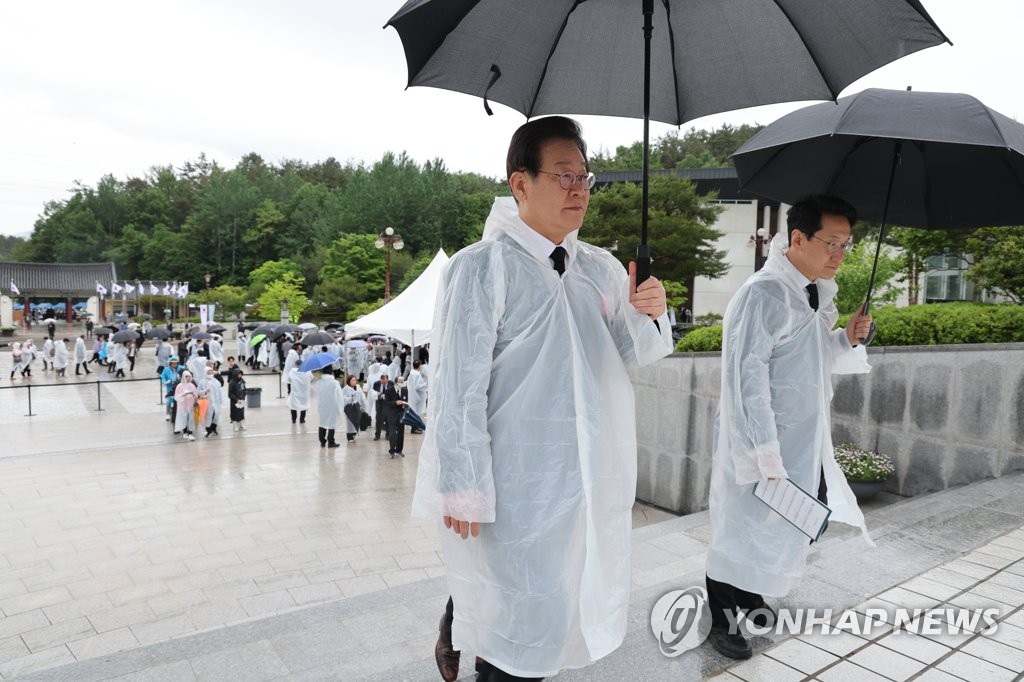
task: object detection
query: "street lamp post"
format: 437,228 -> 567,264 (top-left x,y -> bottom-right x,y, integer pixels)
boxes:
204,273 -> 212,326
375,226 -> 404,303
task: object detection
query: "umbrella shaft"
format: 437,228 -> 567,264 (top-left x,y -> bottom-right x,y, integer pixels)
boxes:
638,0 -> 654,284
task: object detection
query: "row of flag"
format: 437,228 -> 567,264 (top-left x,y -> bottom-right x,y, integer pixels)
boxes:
8,279 -> 190,298
96,281 -> 190,298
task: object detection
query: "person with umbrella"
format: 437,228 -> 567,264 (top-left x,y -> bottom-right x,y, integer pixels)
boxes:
704,195 -> 874,660
414,117 -> 672,681
314,370 -> 342,448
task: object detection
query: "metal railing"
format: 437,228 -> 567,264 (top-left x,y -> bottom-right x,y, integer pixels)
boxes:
0,374 -> 165,417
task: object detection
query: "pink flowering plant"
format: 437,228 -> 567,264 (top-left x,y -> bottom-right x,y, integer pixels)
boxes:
834,443 -> 895,482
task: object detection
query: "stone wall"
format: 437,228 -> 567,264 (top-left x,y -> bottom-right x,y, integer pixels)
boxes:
633,343 -> 1024,515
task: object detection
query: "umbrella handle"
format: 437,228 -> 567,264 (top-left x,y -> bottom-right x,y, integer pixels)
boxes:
635,244 -> 651,286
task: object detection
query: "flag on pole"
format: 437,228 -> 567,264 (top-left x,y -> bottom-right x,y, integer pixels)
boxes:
111,281 -> 123,295
150,282 -> 159,296
96,281 -> 108,296
124,282 -> 135,294
161,283 -> 170,296
9,279 -> 19,295
178,282 -> 189,299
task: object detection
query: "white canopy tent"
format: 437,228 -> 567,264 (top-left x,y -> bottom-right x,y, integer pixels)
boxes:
344,248 -> 450,348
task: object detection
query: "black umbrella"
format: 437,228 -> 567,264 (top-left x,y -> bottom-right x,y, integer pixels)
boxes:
111,330 -> 139,344
145,327 -> 171,340
93,327 -> 118,337
299,331 -> 336,347
733,88 -> 1024,307
252,324 -> 277,338
272,323 -> 303,339
385,1 -> 948,281
207,324 -> 227,334
191,332 -> 213,340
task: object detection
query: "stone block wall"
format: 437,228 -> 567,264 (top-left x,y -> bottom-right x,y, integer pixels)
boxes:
633,343 -> 1024,515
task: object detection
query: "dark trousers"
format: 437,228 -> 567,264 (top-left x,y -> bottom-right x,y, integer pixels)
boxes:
707,467 -> 829,630
290,409 -> 306,423
318,427 -> 336,446
374,402 -> 387,438
387,410 -> 405,453
443,597 -> 543,682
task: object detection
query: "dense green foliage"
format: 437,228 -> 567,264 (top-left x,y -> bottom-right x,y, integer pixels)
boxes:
590,124 -> 764,171
585,176 -> 728,283
965,227 -> 1024,303
675,325 -> 723,352
833,240 -> 903,314
675,302 -> 1024,352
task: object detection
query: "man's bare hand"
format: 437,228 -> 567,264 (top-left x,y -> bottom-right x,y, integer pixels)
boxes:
846,304 -> 874,346
443,514 -> 480,540
628,261 -> 667,320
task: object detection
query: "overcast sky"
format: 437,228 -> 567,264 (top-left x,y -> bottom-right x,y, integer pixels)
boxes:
1,0 -> 1021,238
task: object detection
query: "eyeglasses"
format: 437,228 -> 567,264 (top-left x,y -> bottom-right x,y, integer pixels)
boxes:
809,234 -> 855,254
536,169 -> 596,192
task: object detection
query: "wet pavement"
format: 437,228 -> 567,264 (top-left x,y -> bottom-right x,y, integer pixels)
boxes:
0,344 -> 1021,680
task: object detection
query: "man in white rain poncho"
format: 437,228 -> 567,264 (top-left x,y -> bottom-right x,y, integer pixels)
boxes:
413,117 -> 673,681
705,195 -> 875,660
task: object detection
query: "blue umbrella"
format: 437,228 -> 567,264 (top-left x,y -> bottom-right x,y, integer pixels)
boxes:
401,406 -> 426,432
298,352 -> 340,373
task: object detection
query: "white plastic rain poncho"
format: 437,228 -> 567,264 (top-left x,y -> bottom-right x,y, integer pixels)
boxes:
74,337 -> 87,364
199,372 -> 223,427
412,197 -> 673,677
706,232 -> 873,598
288,369 -> 311,412
315,374 -> 342,429
407,367 -> 428,416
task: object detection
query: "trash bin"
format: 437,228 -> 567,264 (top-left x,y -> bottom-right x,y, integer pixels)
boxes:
246,387 -> 262,408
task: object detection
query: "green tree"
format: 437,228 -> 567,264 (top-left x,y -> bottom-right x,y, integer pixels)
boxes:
207,284 -> 248,318
585,176 -> 728,284
318,233 -> 385,292
965,226 -> 1024,303
834,239 -> 904,314
313,275 -> 370,320
346,298 -> 384,321
248,259 -> 304,298
888,227 -> 957,305
257,273 -> 308,323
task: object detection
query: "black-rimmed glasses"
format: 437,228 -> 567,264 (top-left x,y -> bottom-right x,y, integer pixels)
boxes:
536,170 -> 596,192
809,234 -> 855,254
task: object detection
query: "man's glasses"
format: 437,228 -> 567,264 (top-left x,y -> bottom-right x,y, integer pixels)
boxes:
809,234 -> 855,254
536,170 -> 596,192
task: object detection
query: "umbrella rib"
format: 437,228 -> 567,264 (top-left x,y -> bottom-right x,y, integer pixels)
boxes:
525,1 -> 584,118
769,0 -> 838,97
660,0 -> 683,126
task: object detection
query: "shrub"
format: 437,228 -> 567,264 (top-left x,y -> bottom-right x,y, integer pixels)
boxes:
676,325 -> 723,352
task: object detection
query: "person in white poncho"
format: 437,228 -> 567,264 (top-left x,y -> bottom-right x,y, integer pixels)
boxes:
414,117 -> 673,681
704,195 -> 875,660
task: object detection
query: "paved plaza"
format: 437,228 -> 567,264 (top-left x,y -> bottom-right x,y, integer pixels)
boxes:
1,342 -> 1023,680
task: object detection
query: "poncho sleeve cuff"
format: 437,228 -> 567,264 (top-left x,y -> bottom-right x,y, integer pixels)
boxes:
440,489 -> 496,524
734,444 -> 787,485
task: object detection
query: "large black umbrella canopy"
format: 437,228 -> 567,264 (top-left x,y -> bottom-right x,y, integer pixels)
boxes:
111,330 -> 139,344
385,0 -> 948,278
733,88 -> 1024,230
735,88 -> 1024,309
145,327 -> 171,340
300,331 -> 336,347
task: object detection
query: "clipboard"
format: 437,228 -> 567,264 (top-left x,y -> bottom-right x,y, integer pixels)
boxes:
753,478 -> 832,542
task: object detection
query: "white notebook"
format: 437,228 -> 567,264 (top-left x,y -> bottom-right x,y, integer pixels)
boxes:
753,478 -> 831,542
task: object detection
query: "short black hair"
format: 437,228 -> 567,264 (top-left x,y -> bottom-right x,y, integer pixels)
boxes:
786,195 -> 857,241
506,116 -> 588,180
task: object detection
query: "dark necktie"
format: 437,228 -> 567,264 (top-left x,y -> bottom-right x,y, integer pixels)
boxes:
806,283 -> 819,311
550,246 -> 567,276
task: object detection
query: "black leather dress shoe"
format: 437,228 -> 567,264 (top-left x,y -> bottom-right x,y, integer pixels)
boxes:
435,614 -> 460,681
708,627 -> 752,660
742,601 -> 777,629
